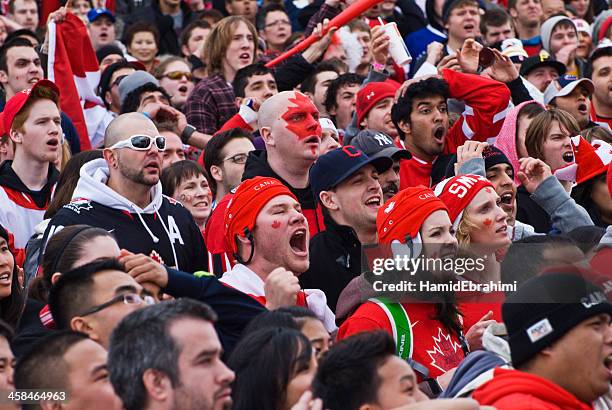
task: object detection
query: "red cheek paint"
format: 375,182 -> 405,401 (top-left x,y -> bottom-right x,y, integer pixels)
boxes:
483,218 -> 493,226
271,220 -> 281,229
485,188 -> 493,194
281,93 -> 322,141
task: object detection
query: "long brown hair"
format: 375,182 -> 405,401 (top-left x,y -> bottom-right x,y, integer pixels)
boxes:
525,108 -> 580,160
202,16 -> 258,77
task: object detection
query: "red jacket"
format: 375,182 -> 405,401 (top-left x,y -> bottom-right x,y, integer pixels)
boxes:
338,301 -> 465,380
473,368 -> 593,410
399,69 -> 511,189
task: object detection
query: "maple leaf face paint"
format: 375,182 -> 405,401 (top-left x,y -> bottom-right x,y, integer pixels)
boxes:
281,92 -> 322,143
462,187 -> 510,250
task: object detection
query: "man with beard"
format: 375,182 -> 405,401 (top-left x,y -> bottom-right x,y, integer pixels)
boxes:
351,129 -> 411,202
391,68 -> 511,189
44,113 -> 208,273
299,146 -> 392,312
544,76 -> 596,130
588,45 -> 612,132
108,299 -> 235,410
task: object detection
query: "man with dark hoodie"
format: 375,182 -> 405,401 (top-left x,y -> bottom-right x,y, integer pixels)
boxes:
44,112 -> 207,273
0,80 -> 60,258
473,273 -> 612,409
241,91 -> 325,237
123,0 -> 196,56
405,0 -> 447,63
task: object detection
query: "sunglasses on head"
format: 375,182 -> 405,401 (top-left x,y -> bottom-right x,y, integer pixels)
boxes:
162,71 -> 193,81
109,134 -> 166,151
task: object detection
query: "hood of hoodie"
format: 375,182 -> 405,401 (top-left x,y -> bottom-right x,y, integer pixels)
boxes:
425,0 -> 445,32
494,100 -> 545,185
472,368 -> 593,409
0,161 -> 59,208
242,150 -> 317,209
71,158 -> 163,213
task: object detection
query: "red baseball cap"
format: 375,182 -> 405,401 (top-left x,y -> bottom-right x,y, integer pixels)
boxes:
356,81 -> 399,126
2,79 -> 60,135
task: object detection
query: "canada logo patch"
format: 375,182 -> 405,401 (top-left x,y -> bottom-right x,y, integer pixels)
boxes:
64,198 -> 93,214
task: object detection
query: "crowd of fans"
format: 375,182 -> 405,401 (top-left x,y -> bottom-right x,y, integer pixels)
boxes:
0,0 -> 610,408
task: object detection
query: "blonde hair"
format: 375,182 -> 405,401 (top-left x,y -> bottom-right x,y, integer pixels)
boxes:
455,212 -> 479,246
58,140 -> 72,172
202,16 -> 258,77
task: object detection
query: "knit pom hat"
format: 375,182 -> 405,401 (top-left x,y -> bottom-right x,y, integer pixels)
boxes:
433,174 -> 494,230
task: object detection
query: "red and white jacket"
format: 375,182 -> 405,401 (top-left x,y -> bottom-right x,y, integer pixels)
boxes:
399,69 -> 511,189
220,263 -> 337,332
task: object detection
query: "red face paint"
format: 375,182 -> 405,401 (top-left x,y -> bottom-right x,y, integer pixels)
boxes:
271,220 -> 281,229
281,93 -> 322,141
483,218 -> 493,226
485,188 -> 493,194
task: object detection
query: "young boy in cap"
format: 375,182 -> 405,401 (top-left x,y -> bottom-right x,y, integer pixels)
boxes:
221,176 -> 336,331
299,146 -> 392,312
540,16 -> 587,78
544,75 -> 595,130
473,273 -> 612,409
0,80 -> 61,258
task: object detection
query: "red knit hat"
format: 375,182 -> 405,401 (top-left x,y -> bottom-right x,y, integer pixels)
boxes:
224,177 -> 298,254
571,136 -> 612,184
356,81 -> 399,126
433,174 -> 494,229
377,186 -> 449,244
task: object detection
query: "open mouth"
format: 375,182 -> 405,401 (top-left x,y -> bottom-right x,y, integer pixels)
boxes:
239,53 -> 251,61
495,224 -> 508,234
603,354 -> 612,379
365,195 -> 381,209
463,23 -> 475,31
47,138 -> 59,147
28,77 -> 40,85
562,151 -> 575,163
144,162 -> 160,172
500,192 -> 514,206
577,103 -> 588,115
178,85 -> 189,93
433,126 -> 445,143
289,228 -> 307,255
0,273 -> 9,281
304,136 -> 320,144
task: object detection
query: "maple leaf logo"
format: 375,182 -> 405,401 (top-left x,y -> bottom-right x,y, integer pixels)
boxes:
366,91 -> 375,100
426,328 -> 463,373
384,201 -> 395,214
149,250 -> 165,265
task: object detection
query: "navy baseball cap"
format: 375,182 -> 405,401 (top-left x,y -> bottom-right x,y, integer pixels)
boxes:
351,129 -> 411,161
310,146 -> 393,198
88,8 -> 116,23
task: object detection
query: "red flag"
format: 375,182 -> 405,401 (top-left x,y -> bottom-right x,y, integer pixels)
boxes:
48,13 -> 103,151
40,1 -> 62,28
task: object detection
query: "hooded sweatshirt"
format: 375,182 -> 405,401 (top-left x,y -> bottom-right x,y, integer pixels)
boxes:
43,159 -> 207,272
472,368 -> 593,410
242,150 -> 325,238
0,161 -> 59,250
494,100 -> 546,186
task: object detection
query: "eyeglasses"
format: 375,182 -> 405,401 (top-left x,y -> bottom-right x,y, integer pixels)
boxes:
80,293 -> 156,317
109,134 -> 166,151
222,153 -> 249,164
111,75 -> 128,88
265,19 -> 291,28
162,71 -> 193,81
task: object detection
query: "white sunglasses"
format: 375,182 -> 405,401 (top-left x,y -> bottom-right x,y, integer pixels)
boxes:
109,134 -> 166,151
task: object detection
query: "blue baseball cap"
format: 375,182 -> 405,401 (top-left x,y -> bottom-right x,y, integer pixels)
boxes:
87,8 -> 116,23
543,74 -> 594,105
309,146 -> 393,198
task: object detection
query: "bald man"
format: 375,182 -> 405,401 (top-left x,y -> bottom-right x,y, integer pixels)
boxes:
242,91 -> 326,236
44,113 -> 208,272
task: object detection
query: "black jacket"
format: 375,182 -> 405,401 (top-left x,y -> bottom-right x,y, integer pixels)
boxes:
43,159 -> 207,273
12,298 -> 54,359
516,185 -> 552,233
242,150 -> 324,236
123,0 -> 196,56
163,268 -> 266,356
299,213 -> 363,312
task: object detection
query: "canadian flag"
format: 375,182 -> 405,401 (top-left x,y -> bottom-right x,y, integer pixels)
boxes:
48,12 -> 105,151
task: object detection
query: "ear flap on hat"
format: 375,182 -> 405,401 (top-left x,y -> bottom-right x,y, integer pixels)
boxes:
391,234 -> 423,260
